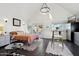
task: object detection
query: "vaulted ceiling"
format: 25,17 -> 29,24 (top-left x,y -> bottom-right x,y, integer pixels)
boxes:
57,3 -> 79,15
0,3 -> 79,24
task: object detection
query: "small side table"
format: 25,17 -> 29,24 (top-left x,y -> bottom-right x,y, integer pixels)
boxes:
51,35 -> 64,51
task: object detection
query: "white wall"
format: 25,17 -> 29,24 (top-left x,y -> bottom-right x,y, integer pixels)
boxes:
0,6 -> 26,34
0,3 -> 41,34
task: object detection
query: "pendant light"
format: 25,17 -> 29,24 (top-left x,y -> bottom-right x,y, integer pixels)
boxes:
40,3 -> 50,13
40,3 -> 53,20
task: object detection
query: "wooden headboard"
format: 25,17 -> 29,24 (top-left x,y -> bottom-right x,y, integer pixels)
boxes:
10,31 -> 24,35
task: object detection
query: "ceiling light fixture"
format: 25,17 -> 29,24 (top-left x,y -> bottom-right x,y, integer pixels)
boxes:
40,3 -> 50,13
40,3 -> 53,20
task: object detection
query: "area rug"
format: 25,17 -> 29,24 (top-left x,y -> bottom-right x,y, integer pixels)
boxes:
5,44 -> 14,49
22,39 -> 42,51
46,41 -> 73,56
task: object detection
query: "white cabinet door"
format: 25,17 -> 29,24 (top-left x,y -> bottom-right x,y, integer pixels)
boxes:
0,37 -> 4,46
0,35 -> 10,47
74,32 -> 79,46
4,35 -> 10,45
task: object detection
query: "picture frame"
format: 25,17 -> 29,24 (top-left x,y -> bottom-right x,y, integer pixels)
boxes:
13,18 -> 21,26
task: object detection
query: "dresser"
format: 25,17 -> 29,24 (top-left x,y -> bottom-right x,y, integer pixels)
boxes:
0,35 -> 10,47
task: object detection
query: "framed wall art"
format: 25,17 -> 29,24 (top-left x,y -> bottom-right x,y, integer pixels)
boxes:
13,18 -> 21,26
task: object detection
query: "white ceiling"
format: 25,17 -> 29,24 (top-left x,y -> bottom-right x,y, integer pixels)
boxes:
0,3 -> 42,22
57,3 -> 79,14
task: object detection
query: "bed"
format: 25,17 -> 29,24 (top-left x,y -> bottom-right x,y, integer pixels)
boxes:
10,31 -> 39,44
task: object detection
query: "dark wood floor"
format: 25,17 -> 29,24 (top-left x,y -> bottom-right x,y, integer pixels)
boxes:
65,41 -> 79,56
0,39 -> 79,56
